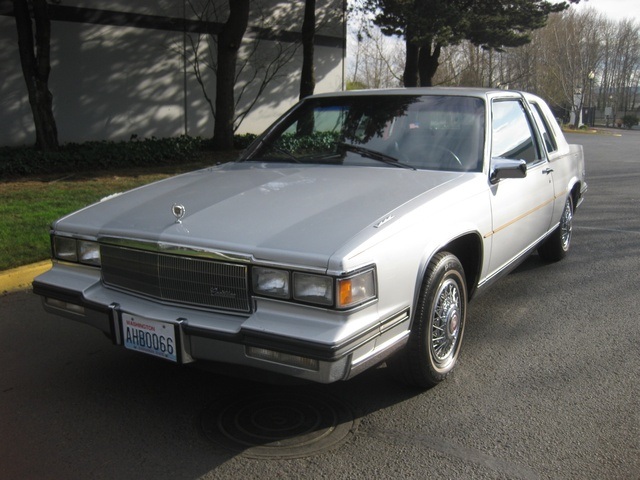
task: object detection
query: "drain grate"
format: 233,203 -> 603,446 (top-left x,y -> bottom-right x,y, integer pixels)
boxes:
200,388 -> 357,458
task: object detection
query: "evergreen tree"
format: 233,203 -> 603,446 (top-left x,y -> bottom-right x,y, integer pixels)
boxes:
362,0 -> 574,86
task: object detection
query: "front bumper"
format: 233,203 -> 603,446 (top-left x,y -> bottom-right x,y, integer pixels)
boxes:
33,264 -> 410,383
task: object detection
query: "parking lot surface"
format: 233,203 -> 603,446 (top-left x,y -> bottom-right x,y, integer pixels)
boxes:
1,130 -> 638,479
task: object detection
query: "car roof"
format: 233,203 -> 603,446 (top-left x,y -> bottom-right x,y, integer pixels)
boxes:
310,87 -> 526,100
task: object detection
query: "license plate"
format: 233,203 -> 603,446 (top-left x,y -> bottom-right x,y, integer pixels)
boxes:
121,314 -> 178,362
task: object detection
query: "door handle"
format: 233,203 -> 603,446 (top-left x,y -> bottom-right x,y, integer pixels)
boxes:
543,168 -> 554,175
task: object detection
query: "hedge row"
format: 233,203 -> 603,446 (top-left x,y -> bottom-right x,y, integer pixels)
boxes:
0,134 -> 258,179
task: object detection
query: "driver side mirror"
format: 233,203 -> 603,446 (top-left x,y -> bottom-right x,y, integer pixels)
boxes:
490,158 -> 527,184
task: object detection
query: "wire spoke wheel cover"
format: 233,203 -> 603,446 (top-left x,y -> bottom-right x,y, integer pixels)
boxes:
430,278 -> 463,370
538,195 -> 574,262
560,196 -> 573,251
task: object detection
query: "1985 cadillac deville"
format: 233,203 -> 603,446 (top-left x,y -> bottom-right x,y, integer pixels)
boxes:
34,88 -> 587,388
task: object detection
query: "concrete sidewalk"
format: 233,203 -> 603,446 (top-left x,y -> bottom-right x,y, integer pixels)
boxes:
0,261 -> 51,295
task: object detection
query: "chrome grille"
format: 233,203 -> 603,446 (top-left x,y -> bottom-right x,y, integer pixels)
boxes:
101,244 -> 250,312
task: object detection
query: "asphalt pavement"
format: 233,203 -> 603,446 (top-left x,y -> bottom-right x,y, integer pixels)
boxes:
1,129 -> 639,479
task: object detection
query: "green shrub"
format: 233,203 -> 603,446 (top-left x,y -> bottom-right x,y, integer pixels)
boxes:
275,131 -> 340,155
0,135 -> 252,179
233,133 -> 258,150
622,114 -> 639,129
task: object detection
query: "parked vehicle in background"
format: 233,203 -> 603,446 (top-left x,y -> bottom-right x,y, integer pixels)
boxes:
34,88 -> 587,388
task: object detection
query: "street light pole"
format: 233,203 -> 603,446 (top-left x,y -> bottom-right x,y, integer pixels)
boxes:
588,70 -> 595,127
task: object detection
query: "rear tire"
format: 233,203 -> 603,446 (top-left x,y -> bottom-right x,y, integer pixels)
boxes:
538,195 -> 573,262
388,252 -> 467,388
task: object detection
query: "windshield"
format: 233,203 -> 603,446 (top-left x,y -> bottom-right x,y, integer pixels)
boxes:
245,95 -> 485,172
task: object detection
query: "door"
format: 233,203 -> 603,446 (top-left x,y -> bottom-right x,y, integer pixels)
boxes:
487,98 -> 555,274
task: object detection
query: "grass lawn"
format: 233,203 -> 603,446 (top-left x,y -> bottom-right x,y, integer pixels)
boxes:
0,160 -> 223,271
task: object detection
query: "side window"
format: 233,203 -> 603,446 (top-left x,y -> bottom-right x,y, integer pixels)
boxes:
531,103 -> 558,153
491,100 -> 541,164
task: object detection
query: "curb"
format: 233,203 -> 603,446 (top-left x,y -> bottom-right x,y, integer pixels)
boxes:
0,261 -> 52,295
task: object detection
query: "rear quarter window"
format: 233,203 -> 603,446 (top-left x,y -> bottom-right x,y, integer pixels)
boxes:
530,102 -> 558,154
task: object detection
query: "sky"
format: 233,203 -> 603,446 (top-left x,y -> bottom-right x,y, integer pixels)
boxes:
570,0 -> 640,22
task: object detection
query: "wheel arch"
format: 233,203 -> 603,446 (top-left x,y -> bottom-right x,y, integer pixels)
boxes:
569,180 -> 584,211
414,232 -> 483,308
395,240 -> 477,388
442,233 -> 483,301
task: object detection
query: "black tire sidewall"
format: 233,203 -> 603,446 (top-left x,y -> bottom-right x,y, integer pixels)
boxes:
410,252 -> 467,386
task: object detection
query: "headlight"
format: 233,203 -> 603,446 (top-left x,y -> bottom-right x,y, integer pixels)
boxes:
293,273 -> 334,306
336,269 -> 376,309
252,265 -> 377,309
78,240 -> 101,266
53,236 -> 78,262
252,267 -> 290,299
53,235 -> 101,267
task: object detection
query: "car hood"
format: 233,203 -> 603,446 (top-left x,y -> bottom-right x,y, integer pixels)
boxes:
54,162 -> 465,268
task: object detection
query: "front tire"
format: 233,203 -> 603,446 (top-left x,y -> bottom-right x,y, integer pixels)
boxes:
538,195 -> 573,262
389,252 -> 467,388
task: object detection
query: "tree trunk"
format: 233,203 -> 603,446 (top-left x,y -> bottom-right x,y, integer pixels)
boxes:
13,0 -> 59,151
403,36 -> 419,87
212,0 -> 249,151
418,41 -> 441,87
299,0 -> 316,100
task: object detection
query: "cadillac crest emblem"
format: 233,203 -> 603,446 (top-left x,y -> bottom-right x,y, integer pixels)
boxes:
172,203 -> 186,223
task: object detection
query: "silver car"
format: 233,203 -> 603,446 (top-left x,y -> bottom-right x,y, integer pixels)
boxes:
34,88 -> 587,387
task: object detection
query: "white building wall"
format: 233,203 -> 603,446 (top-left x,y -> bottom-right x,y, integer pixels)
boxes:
0,0 -> 345,146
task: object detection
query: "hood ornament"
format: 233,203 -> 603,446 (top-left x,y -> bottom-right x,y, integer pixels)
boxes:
172,204 -> 186,224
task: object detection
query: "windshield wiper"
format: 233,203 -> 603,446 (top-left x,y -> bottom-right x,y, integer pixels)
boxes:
338,142 -> 416,170
271,146 -> 301,163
